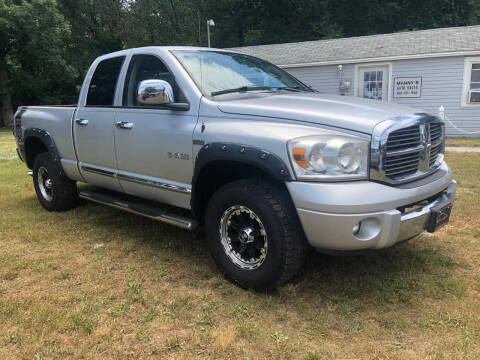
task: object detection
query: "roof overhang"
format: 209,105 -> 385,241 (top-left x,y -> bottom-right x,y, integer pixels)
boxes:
278,50 -> 480,68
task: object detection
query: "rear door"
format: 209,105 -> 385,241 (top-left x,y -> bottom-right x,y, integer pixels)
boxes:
74,56 -> 125,191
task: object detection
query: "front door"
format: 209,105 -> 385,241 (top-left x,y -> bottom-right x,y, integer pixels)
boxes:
74,56 -> 125,192
358,66 -> 389,102
113,54 -> 198,209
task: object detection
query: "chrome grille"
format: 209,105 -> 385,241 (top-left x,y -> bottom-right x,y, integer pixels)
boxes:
385,125 -> 421,152
370,114 -> 445,185
429,122 -> 442,167
384,152 -> 420,178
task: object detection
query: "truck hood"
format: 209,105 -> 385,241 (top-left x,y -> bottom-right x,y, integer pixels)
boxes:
217,92 -> 421,134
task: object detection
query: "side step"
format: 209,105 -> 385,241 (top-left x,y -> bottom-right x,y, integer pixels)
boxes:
79,190 -> 199,231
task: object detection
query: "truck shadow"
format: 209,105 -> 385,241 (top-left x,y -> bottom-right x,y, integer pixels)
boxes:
24,193 -> 459,305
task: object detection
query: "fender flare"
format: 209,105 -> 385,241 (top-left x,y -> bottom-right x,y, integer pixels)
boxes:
191,142 -> 293,217
23,128 -> 65,176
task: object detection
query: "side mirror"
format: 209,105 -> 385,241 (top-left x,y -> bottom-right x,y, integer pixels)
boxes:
137,79 -> 174,105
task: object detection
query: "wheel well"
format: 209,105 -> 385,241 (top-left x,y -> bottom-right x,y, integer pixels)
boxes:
192,160 -> 289,222
25,136 -> 48,169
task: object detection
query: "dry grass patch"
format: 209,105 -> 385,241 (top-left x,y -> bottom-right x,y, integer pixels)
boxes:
0,131 -> 479,359
446,137 -> 480,147
0,128 -> 17,157
212,324 -> 237,352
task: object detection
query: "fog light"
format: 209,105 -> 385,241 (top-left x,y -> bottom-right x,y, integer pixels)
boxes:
352,222 -> 361,235
352,217 -> 381,241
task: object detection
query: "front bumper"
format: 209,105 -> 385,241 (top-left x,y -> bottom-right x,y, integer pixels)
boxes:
287,161 -> 456,250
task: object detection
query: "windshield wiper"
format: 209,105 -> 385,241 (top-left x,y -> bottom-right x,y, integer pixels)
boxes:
211,86 -> 275,97
277,86 -> 303,92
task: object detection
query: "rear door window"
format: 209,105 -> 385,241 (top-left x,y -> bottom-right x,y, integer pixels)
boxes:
86,56 -> 125,106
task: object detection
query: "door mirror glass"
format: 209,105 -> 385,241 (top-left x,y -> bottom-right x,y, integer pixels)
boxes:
137,79 -> 174,105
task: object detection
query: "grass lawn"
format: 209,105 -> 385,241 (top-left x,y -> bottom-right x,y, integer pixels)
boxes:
1,129 -> 479,359
0,128 -> 16,157
446,137 -> 480,147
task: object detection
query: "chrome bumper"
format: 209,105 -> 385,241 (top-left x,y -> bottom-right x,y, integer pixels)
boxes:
287,162 -> 456,251
398,180 -> 456,241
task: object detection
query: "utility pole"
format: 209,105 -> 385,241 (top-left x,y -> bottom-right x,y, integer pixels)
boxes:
207,19 -> 215,47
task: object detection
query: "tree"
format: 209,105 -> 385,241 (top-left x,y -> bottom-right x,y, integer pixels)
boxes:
0,0 -> 73,128
1,0 -> 479,128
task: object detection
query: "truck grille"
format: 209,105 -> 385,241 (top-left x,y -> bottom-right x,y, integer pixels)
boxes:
384,125 -> 421,178
429,122 -> 443,167
370,115 -> 445,185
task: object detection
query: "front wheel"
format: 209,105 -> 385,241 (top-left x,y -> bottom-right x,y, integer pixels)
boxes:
32,153 -> 78,211
205,178 -> 307,290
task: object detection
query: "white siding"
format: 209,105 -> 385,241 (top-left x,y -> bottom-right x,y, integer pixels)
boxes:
391,57 -> 479,136
286,56 -> 480,136
288,64 -> 355,97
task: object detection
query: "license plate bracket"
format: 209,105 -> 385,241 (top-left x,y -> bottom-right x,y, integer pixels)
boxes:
426,199 -> 452,233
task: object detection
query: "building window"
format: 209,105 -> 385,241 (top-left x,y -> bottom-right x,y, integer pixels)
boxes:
357,64 -> 390,102
363,71 -> 383,100
463,57 -> 480,106
469,63 -> 480,103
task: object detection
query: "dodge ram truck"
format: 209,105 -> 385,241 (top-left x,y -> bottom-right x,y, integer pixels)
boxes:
13,47 -> 457,290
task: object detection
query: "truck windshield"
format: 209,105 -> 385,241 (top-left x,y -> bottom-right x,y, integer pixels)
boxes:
172,50 -> 313,98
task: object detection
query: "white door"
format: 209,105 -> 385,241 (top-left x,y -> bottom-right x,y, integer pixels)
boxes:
358,66 -> 389,102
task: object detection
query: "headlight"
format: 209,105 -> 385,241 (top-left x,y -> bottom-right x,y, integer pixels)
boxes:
288,134 -> 369,180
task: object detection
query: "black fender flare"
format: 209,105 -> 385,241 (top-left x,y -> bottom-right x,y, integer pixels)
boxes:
23,128 -> 65,176
191,142 -> 293,218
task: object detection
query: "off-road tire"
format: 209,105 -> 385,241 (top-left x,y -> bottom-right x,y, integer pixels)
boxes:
32,153 -> 78,211
205,178 -> 307,290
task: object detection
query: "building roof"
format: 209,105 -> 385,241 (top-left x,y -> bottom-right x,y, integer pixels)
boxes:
229,26 -> 480,68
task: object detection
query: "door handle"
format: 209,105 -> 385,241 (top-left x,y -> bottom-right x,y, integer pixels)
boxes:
116,121 -> 134,129
75,118 -> 89,126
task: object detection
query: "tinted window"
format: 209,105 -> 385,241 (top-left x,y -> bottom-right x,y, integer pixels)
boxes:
123,55 -> 183,107
86,56 -> 125,106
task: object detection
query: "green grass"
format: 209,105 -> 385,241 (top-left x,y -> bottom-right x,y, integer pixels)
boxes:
0,130 -> 479,359
446,137 -> 480,147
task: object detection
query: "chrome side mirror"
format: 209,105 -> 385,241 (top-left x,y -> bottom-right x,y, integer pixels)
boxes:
137,79 -> 174,105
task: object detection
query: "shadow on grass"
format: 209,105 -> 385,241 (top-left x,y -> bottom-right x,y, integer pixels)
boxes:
19,194 -> 461,306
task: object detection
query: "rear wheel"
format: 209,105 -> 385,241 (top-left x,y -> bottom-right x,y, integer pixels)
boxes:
205,178 -> 307,290
33,153 -> 78,211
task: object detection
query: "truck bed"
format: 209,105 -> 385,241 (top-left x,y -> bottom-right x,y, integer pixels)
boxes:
15,105 -> 78,177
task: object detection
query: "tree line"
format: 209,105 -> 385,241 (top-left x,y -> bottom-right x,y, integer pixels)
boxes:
1,0 -> 479,127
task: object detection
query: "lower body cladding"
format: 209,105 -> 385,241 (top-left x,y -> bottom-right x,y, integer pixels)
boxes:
286,162 -> 456,251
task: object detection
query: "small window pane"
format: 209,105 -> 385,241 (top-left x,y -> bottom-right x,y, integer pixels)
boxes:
470,91 -> 480,103
471,69 -> 480,82
364,72 -> 369,81
377,71 -> 383,81
472,63 -> 480,70
470,82 -> 480,89
370,72 -> 376,81
86,57 -> 125,106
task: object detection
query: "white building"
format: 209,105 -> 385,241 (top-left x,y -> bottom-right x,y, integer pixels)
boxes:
232,26 -> 480,136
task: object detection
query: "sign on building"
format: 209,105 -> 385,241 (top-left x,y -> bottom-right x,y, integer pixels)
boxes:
393,77 -> 422,98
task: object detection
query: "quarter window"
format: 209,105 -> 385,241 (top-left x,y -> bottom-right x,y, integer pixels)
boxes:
86,56 -> 125,106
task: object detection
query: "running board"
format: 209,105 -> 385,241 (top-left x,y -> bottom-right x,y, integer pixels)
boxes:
79,190 -> 198,230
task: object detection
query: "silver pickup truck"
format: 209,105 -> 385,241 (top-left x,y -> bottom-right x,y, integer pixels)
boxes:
14,47 -> 456,290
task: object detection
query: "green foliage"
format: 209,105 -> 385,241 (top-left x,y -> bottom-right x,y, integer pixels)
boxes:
0,0 -> 479,126
0,0 -> 77,107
